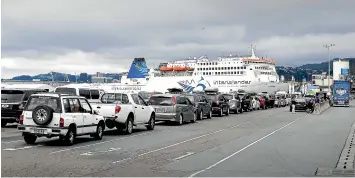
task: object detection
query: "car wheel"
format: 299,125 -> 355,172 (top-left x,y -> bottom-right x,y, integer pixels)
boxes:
94,124 -> 104,140
24,134 -> 37,144
207,110 -> 212,119
218,108 -> 223,117
65,129 -> 75,146
125,117 -> 133,134
178,114 -> 183,125
198,111 -> 203,120
146,114 -> 155,130
225,108 -> 229,116
191,112 -> 197,123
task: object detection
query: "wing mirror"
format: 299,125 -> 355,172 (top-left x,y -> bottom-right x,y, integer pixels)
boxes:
93,110 -> 99,115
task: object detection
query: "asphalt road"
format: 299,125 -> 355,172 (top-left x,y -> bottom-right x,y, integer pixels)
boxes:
2,104 -> 354,177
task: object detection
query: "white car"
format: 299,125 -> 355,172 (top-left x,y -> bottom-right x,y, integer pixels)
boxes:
18,93 -> 105,145
90,92 -> 156,134
252,96 -> 260,110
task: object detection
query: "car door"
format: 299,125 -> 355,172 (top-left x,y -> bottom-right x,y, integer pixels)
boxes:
176,96 -> 189,118
79,98 -> 96,133
185,98 -> 195,120
138,95 -> 151,123
68,98 -> 84,134
131,94 -> 145,123
199,95 -> 208,115
218,95 -> 227,112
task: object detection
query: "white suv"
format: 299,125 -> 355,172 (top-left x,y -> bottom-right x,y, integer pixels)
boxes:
18,93 -> 105,145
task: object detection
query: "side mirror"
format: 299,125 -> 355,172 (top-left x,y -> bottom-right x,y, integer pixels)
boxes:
93,110 -> 99,115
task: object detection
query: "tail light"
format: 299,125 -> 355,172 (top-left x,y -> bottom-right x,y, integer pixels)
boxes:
172,96 -> 176,104
19,114 -> 24,124
59,118 -> 64,127
115,106 -> 121,113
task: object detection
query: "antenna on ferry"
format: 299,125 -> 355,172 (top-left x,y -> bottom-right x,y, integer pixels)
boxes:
251,45 -> 256,58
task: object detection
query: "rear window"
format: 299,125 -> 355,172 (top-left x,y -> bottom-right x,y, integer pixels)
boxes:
25,96 -> 61,112
148,96 -> 173,106
237,94 -> 245,99
1,90 -> 25,103
222,94 -> 233,100
186,95 -> 195,102
100,93 -> 129,104
55,87 -> 76,95
206,94 -> 217,101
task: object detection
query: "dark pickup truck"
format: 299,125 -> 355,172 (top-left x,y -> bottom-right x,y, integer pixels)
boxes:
236,92 -> 252,112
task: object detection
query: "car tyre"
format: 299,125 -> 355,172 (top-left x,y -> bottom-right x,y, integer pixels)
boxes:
225,108 -> 229,116
146,114 -> 155,130
218,108 -> 223,117
24,134 -> 37,144
94,124 -> 104,140
177,114 -> 183,125
191,112 -> 197,123
207,110 -> 212,119
125,117 -> 134,134
65,129 -> 75,146
198,111 -> 203,120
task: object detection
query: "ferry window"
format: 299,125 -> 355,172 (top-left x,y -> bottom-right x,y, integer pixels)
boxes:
228,67 -> 230,70
237,67 -> 240,69
234,71 -> 236,74
250,68 -> 252,70
237,71 -> 239,74
244,66 -> 246,69
203,72 -> 205,75
234,67 -> 236,69
241,71 -> 243,74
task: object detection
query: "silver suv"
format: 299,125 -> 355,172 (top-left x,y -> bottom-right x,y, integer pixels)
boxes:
148,92 -> 196,125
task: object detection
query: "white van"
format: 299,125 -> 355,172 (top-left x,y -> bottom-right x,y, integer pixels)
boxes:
54,85 -> 104,103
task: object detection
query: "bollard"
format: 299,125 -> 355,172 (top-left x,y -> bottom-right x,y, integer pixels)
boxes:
292,104 -> 296,113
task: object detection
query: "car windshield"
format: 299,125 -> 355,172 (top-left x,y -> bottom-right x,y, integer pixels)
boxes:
25,96 -> 60,111
1,90 -> 25,103
100,93 -> 129,104
148,96 -> 173,106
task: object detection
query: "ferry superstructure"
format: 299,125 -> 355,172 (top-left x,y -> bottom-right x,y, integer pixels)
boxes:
137,46 -> 289,93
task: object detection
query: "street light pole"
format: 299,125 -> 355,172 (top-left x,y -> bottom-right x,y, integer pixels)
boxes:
323,44 -> 335,92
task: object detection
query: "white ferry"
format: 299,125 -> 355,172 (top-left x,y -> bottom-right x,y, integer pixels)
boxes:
117,46 -> 289,93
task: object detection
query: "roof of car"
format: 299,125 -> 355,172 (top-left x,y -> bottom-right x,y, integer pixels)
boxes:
31,92 -> 85,99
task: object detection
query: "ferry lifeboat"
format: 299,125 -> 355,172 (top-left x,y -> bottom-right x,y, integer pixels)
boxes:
160,66 -> 173,71
173,66 -> 189,71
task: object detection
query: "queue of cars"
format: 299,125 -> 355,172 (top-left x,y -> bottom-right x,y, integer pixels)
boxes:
2,85 -> 289,146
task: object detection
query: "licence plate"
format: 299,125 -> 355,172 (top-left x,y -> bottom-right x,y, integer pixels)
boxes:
33,128 -> 46,134
338,101 -> 344,104
155,108 -> 167,113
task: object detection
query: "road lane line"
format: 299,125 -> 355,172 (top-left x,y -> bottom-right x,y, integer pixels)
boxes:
49,132 -> 151,154
3,145 -> 42,151
173,152 -> 195,161
2,140 -> 23,144
188,114 -> 307,177
80,148 -> 121,156
112,122 -> 249,164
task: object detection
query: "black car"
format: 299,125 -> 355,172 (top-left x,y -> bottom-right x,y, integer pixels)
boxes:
236,92 -> 252,112
1,89 -> 48,127
290,97 -> 307,112
221,93 -> 243,114
186,93 -> 212,120
204,88 -> 230,117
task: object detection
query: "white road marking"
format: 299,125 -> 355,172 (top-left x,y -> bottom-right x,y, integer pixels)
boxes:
49,132 -> 150,154
3,145 -> 42,151
173,152 -> 195,161
2,140 -> 23,144
112,122 -> 249,164
80,148 -> 121,156
188,115 -> 307,177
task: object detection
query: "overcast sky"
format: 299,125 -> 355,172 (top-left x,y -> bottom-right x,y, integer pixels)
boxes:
2,0 -> 355,78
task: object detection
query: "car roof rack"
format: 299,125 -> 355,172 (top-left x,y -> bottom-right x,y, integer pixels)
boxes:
167,88 -> 186,94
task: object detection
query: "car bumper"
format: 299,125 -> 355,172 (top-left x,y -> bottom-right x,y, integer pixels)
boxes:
155,113 -> 179,122
212,107 -> 222,114
18,125 -> 68,137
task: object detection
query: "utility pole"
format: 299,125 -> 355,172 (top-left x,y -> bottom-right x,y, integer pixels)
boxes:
323,44 -> 335,92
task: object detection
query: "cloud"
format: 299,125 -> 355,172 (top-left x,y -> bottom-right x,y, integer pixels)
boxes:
2,0 -> 355,78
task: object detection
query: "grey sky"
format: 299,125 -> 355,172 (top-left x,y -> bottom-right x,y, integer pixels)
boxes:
2,0 -> 355,78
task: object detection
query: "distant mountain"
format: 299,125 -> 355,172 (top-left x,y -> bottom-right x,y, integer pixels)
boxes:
276,58 -> 355,81
8,58 -> 355,82
10,72 -> 121,83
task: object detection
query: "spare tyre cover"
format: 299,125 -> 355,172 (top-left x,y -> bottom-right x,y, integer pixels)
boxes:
32,105 -> 54,125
